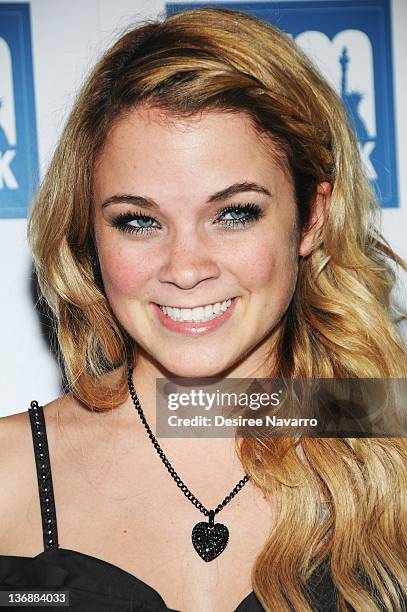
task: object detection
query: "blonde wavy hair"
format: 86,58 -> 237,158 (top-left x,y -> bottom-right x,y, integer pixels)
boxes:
28,7 -> 407,611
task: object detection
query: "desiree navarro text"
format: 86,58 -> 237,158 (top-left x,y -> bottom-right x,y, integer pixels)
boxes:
167,415 -> 318,427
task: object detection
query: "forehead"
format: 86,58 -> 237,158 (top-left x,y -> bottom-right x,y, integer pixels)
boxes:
93,107 -> 291,201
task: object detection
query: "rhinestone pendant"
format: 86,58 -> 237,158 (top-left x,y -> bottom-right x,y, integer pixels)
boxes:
191,510 -> 229,562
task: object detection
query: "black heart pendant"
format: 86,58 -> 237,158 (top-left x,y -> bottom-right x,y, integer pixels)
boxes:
191,510 -> 229,562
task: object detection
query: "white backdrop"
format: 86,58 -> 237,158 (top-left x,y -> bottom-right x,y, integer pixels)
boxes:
1,0 -> 406,417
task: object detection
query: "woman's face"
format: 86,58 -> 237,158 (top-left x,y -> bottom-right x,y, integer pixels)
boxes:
92,107 -> 321,378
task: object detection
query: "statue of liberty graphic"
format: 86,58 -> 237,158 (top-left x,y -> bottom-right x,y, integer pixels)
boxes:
339,47 -> 377,174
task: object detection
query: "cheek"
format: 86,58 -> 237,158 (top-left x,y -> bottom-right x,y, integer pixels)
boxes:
98,244 -> 153,298
236,233 -> 298,294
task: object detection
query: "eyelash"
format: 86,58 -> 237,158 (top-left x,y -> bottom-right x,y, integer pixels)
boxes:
109,203 -> 264,236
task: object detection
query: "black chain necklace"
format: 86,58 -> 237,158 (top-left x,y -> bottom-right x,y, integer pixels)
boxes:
127,367 -> 250,562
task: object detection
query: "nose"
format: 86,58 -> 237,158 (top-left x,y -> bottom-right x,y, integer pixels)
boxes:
158,231 -> 221,290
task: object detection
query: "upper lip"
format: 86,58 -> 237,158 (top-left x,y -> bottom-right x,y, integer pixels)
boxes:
156,298 -> 235,309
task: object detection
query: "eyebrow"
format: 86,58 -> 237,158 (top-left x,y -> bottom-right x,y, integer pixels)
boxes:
100,182 -> 272,210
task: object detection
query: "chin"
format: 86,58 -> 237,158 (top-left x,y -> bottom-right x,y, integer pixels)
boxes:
159,352 -> 233,380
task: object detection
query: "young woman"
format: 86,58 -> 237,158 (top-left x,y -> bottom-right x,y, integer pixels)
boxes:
1,7 -> 406,611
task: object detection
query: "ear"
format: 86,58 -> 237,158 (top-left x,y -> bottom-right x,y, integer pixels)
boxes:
299,181 -> 331,256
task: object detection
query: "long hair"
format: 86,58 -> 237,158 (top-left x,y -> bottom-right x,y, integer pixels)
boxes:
28,8 -> 407,610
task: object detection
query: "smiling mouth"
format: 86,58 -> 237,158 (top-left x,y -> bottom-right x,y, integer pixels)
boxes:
156,298 -> 235,323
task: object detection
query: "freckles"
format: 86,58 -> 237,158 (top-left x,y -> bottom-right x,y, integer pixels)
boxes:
238,240 -> 278,285
238,236 -> 297,289
100,247 -> 152,296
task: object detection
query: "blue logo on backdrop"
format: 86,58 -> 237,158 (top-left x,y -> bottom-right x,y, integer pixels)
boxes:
0,4 -> 38,218
167,1 -> 399,207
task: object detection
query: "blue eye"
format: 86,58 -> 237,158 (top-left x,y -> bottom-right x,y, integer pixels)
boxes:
109,212 -> 159,236
109,203 -> 263,236
216,203 -> 263,229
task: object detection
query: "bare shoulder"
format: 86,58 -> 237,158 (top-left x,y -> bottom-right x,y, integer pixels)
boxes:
0,394 -> 74,460
0,389 -> 98,482
0,409 -> 33,518
0,363 -> 126,463
0,367 -> 127,555
0,394 -> 80,555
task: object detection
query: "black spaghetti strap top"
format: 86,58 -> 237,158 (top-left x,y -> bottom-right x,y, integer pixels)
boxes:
28,401 -> 59,551
0,401 -> 345,611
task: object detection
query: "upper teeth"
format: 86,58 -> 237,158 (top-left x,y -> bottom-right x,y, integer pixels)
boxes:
159,299 -> 232,322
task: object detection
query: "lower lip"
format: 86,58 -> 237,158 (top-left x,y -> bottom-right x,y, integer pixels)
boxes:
152,299 -> 237,336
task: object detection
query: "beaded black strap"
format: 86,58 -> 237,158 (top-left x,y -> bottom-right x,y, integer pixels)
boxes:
28,401 -> 59,550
